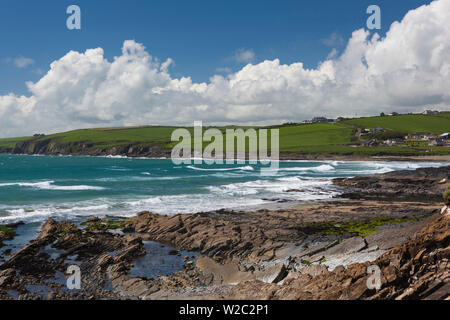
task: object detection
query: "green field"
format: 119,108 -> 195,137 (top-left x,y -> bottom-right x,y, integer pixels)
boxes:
0,113 -> 449,157
0,136 -> 32,148
38,126 -> 180,149
341,113 -> 450,134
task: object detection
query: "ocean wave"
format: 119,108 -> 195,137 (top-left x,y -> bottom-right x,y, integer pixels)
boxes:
96,175 -> 182,182
208,176 -> 335,199
0,181 -> 105,191
104,167 -> 133,171
126,197 -> 164,207
279,164 -> 335,172
104,155 -> 129,159
334,161 -> 446,175
186,165 -> 254,172
123,194 -> 267,214
0,204 -> 111,223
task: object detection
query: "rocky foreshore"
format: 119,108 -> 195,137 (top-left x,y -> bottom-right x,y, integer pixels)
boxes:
225,208 -> 449,300
334,165 -> 450,201
0,165 -> 449,300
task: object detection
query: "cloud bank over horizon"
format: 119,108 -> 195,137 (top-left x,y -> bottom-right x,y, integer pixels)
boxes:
1,0 -> 450,137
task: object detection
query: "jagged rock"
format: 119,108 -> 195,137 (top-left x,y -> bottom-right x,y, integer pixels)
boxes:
224,212 -> 450,300
195,257 -> 253,285
126,210 -> 298,261
0,269 -> 15,287
334,165 -> 450,201
254,264 -> 288,284
298,264 -> 329,277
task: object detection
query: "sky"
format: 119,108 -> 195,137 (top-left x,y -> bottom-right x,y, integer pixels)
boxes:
0,0 -> 449,137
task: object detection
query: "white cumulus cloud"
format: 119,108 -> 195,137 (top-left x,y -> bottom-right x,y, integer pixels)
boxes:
1,0 -> 450,137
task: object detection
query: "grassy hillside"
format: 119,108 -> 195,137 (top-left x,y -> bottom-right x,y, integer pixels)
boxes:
278,123 -> 352,151
0,136 -> 32,149
0,113 -> 449,157
35,126 -> 179,149
341,113 -> 450,134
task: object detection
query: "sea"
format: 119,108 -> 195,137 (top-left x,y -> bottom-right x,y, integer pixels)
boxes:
0,154 -> 448,225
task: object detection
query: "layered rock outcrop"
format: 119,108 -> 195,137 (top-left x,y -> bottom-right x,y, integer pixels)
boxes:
224,209 -> 449,300
334,165 -> 450,201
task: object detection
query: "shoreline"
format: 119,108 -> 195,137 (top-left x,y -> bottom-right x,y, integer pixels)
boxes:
0,164 -> 449,300
1,152 -> 450,162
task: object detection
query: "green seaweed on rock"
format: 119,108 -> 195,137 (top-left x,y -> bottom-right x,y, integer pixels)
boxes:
305,216 -> 424,238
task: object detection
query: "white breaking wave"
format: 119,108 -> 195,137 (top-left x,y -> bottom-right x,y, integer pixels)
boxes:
279,164 -> 335,172
103,155 -> 129,159
123,194 -> 267,214
208,176 -> 337,200
0,181 -> 105,191
0,192 -> 269,223
0,204 -> 111,223
127,197 -> 163,206
186,165 -> 254,171
333,161 -> 446,175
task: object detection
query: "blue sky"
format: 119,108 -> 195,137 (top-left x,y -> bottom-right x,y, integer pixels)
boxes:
0,0 -> 433,95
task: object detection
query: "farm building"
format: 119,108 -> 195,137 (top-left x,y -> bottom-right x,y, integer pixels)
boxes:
439,133 -> 450,140
422,110 -> 440,115
408,132 -> 433,141
429,133 -> 450,146
384,138 -> 404,146
312,117 -> 329,123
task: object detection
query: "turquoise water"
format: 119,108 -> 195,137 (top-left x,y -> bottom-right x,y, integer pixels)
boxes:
0,154 -> 447,224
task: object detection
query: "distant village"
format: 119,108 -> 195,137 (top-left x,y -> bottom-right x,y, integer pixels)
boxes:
301,109 -> 450,148
360,130 -> 450,147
